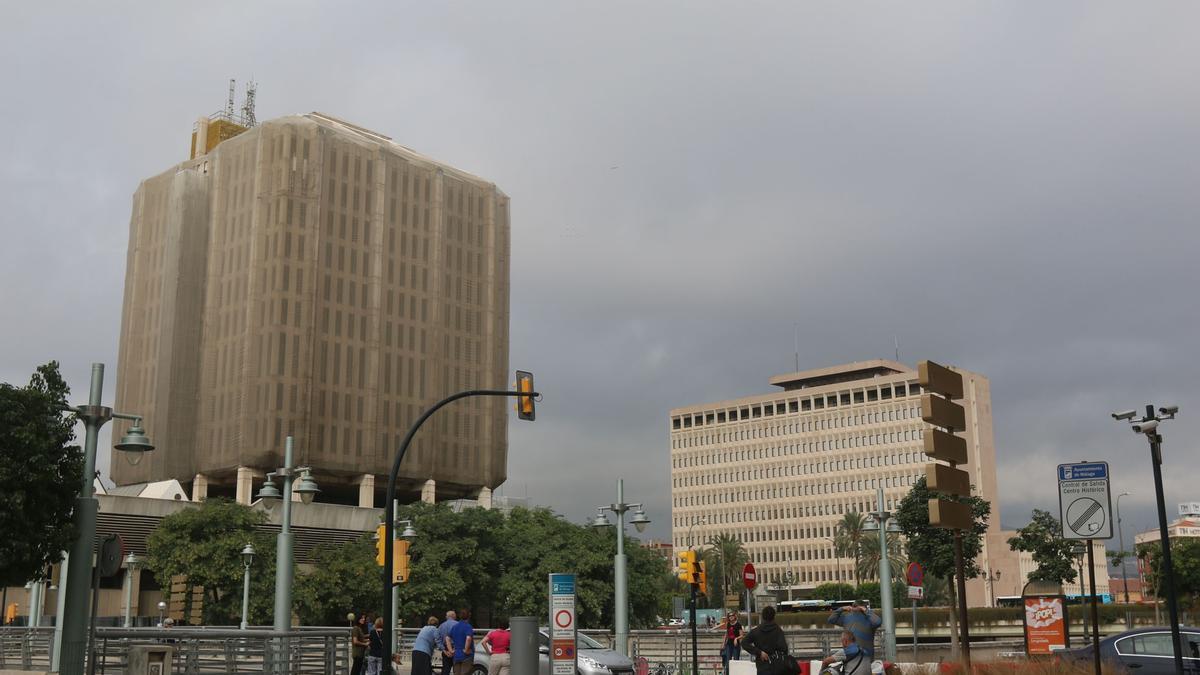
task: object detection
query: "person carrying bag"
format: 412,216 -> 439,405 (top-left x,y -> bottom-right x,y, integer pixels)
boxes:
739,606 -> 795,675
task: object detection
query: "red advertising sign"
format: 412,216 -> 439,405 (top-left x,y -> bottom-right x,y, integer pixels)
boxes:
1023,595 -> 1069,656
742,563 -> 757,590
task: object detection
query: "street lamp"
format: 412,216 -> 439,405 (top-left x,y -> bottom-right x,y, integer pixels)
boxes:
256,436 -> 318,672
56,363 -> 153,675
122,554 -> 141,628
822,536 -> 844,598
864,488 -> 900,662
240,543 -> 255,630
156,601 -> 167,627
389,517 -> 418,655
591,479 -> 649,656
1112,405 -> 1184,675
983,569 -> 1002,607
684,515 -> 707,549
1115,492 -> 1131,605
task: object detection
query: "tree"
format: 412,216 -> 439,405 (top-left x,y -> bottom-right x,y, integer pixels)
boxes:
294,534 -> 380,626
144,498 -> 276,625
834,512 -> 867,587
0,362 -> 82,587
812,583 -> 855,601
854,581 -> 907,609
857,531 -> 906,582
894,476 -> 990,657
1138,538 -> 1200,611
1006,509 -> 1078,585
703,532 -> 748,602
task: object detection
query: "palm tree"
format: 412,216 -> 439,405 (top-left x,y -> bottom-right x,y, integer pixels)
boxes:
834,512 -> 867,587
857,531 -> 906,581
704,533 -> 749,602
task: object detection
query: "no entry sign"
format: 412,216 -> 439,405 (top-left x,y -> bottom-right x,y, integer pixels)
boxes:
742,563 -> 757,590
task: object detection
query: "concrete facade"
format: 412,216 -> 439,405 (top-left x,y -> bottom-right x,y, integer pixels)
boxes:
668,360 -> 1001,606
112,113 -> 511,505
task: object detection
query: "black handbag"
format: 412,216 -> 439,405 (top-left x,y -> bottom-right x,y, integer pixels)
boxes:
768,650 -> 799,675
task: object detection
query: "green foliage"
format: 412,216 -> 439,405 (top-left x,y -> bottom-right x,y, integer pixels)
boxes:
834,512 -> 867,587
294,534 -> 380,626
1006,509 -> 1078,585
921,574 -> 952,606
854,581 -> 907,608
701,532 -> 748,602
0,362 -> 82,587
812,583 -> 855,601
857,531 -> 906,582
894,476 -> 991,583
1137,538 -> 1200,610
144,499 -> 276,625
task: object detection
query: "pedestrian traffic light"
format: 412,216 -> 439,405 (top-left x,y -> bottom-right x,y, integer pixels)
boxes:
375,524 -> 386,566
698,561 -> 708,597
515,370 -> 535,421
393,540 -> 411,584
677,550 -> 697,584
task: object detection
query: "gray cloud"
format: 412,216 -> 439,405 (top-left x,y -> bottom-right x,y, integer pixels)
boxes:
2,2 -> 1197,545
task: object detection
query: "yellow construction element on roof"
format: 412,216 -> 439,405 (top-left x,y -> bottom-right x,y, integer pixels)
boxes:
189,116 -> 248,159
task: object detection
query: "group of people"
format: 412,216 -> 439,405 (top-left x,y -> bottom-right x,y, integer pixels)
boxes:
721,601 -> 881,675
350,608 -> 511,675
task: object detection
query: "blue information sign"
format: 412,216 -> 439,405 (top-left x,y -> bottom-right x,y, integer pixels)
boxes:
1057,463 -> 1108,481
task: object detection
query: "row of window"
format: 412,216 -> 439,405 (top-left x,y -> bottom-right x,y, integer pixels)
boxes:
672,382 -> 920,430
673,405 -> 922,449
673,422 -> 925,468
674,448 -> 926,487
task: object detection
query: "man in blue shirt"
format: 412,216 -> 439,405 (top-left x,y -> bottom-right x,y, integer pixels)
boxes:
827,602 -> 882,657
821,631 -> 871,675
437,610 -> 459,675
448,608 -> 475,675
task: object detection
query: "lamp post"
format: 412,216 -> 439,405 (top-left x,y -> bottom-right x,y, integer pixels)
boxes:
1115,492 -> 1131,603
122,554 -> 141,628
240,543 -> 255,630
1112,405 -> 1183,675
983,569 -> 1002,607
57,363 -> 154,675
591,478 -> 650,656
255,435 -> 319,673
684,515 -> 707,549
864,488 -> 899,662
156,601 -> 166,627
822,537 -> 843,599
389,517 -> 417,656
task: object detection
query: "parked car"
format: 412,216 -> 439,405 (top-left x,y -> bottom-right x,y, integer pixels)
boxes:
473,630 -> 635,675
1058,626 -> 1200,673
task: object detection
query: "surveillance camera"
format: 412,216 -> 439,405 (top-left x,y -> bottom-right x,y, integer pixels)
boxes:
1111,410 -> 1137,421
1131,419 -> 1159,434
1159,405 -> 1179,416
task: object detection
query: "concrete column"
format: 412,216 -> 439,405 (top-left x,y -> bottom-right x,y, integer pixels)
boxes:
477,487 -> 493,510
421,479 -> 436,504
356,474 -> 376,508
235,466 -> 256,505
192,474 -> 209,502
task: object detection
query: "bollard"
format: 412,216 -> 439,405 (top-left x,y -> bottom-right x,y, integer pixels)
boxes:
511,617 -> 538,675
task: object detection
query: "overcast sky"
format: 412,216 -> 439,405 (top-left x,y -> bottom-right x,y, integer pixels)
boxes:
2,2 -> 1197,548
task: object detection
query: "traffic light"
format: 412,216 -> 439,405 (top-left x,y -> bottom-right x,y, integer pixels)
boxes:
375,524 -> 386,566
677,550 -> 697,584
393,540 -> 411,584
698,560 -> 708,597
918,360 -> 974,530
515,370 -> 535,421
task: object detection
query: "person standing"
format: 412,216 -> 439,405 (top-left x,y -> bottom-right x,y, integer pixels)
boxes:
437,610 -> 459,675
367,616 -> 386,675
411,615 -> 440,675
740,606 -> 788,675
448,608 -> 475,675
717,610 -> 744,675
351,613 -> 370,675
826,601 -> 881,658
480,618 -> 511,675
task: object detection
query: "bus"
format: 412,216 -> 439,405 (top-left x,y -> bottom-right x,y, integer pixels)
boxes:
778,599 -> 859,613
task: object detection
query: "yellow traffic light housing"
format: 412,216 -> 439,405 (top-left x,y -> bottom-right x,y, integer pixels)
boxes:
375,524 -> 387,566
516,370 -> 535,421
677,550 -> 697,583
393,540 -> 411,584
698,560 -> 708,596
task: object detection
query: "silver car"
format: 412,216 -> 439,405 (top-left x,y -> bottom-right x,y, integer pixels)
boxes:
472,630 -> 635,675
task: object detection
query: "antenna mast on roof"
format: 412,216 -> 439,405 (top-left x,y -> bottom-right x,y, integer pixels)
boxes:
225,79 -> 236,119
241,80 -> 257,127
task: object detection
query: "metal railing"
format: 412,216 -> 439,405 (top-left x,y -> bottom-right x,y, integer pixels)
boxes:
628,628 -> 847,673
0,626 -> 349,674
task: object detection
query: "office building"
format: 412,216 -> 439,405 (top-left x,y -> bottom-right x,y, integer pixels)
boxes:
112,111 -> 511,507
669,359 -> 1001,606
1134,501 -> 1200,545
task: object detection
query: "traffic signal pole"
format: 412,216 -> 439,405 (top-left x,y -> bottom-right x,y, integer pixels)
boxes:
689,584 -> 698,675
381,385 -> 538,675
